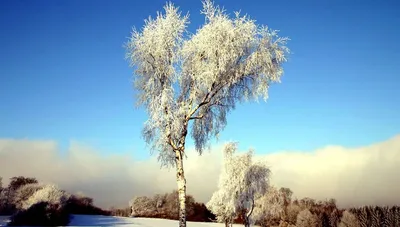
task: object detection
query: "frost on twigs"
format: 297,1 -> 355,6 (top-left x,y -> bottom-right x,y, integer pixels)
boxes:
252,186 -> 283,222
126,0 -> 289,167
338,210 -> 360,227
296,209 -> 319,227
22,184 -> 71,210
207,142 -> 271,226
13,183 -> 44,210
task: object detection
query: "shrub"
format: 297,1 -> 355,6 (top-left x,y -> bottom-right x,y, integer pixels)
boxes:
286,204 -> 302,224
22,184 -> 70,210
65,194 -> 110,216
339,210 -> 360,227
13,183 -> 43,210
8,201 -> 70,226
296,209 -> 318,227
130,190 -> 215,222
110,207 -> 131,217
330,208 -> 342,227
188,202 -> 216,222
8,177 -> 38,192
131,195 -> 157,217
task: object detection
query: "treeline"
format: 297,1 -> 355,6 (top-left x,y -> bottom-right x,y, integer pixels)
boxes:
1,176 -> 399,227
0,176 -> 109,226
129,187 -> 400,227
240,193 -> 400,227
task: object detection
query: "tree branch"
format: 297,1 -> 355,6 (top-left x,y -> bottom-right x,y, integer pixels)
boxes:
186,80 -> 228,121
188,115 -> 204,120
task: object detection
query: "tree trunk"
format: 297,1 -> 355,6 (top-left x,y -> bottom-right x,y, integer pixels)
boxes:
175,149 -> 187,227
243,198 -> 254,227
244,216 -> 250,227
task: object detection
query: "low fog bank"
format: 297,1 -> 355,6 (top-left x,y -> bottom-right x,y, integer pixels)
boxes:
1,135 -> 399,208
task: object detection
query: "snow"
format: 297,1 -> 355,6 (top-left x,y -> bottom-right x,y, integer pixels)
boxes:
0,215 -> 251,227
0,216 -> 9,227
69,215 -> 245,227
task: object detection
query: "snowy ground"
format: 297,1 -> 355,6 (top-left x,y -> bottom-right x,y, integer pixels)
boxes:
0,216 -> 9,227
0,215 -> 250,227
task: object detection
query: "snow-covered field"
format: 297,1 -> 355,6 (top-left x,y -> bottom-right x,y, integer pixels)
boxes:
0,215 -> 248,227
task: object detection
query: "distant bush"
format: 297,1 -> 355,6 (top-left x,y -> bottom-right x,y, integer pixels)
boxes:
8,201 -> 70,226
8,176 -> 38,192
13,183 -> 44,210
338,210 -> 360,227
110,206 -> 131,217
286,204 -> 302,224
130,190 -> 215,222
350,205 -> 400,227
296,209 -> 318,227
65,193 -> 110,216
0,176 -> 39,215
189,202 -> 216,222
21,184 -> 70,210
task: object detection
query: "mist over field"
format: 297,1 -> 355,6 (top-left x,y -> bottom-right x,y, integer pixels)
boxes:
1,134 -> 399,209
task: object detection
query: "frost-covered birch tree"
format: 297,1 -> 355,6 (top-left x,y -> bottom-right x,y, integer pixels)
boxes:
207,142 -> 271,227
125,0 -> 289,226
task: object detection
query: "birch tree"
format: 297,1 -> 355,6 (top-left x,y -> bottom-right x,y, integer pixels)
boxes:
126,0 -> 289,226
207,142 -> 271,227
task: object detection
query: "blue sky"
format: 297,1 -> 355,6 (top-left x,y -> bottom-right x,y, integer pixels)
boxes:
1,0 -> 399,160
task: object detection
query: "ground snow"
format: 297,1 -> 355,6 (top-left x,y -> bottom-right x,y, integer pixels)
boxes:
0,216 -> 9,227
0,215 -> 251,227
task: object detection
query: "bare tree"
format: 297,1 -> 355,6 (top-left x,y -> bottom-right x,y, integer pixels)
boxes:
125,0 -> 289,226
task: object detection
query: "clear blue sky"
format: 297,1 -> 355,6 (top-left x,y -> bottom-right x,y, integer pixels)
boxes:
1,0 -> 399,159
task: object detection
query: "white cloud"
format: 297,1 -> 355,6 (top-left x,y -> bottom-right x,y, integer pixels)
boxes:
0,135 -> 399,209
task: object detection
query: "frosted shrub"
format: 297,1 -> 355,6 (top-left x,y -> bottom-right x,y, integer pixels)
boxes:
296,209 -> 318,227
22,184 -> 70,210
286,204 -> 302,224
9,184 -> 71,226
13,183 -> 44,209
339,210 -> 360,227
130,196 -> 157,217
9,202 -> 70,226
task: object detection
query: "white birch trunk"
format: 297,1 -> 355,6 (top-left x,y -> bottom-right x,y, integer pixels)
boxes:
175,149 -> 187,227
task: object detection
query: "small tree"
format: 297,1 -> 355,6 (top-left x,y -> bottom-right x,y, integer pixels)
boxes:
253,186 -> 287,226
207,142 -> 271,227
286,203 -> 302,225
207,190 -> 234,227
339,210 -> 360,227
125,0 -> 289,226
296,209 -> 318,227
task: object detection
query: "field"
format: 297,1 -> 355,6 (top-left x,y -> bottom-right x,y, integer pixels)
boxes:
0,215 -> 250,227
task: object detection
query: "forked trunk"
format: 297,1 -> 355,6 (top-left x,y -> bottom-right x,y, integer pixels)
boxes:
175,149 -> 187,227
244,198 -> 255,227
